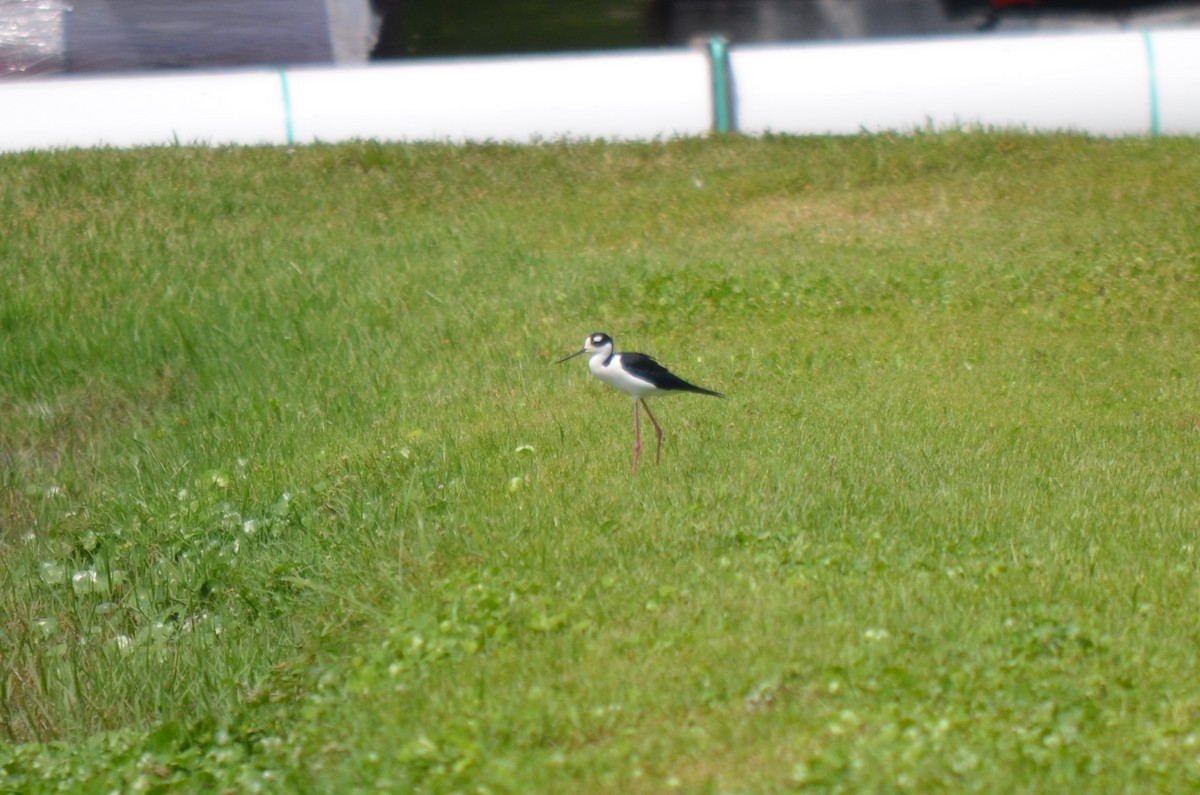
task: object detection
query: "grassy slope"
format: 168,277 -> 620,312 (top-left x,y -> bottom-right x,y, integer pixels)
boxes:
2,134 -> 1200,792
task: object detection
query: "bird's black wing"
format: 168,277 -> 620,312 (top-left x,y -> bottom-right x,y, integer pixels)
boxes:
622,352 -> 724,397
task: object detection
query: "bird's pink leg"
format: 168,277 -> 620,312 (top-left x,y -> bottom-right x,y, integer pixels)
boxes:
632,399 -> 642,472
641,399 -> 664,464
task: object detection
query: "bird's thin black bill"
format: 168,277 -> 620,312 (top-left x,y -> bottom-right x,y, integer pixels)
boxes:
555,349 -> 586,364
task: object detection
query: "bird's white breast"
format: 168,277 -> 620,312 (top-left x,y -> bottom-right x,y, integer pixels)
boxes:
589,352 -> 656,398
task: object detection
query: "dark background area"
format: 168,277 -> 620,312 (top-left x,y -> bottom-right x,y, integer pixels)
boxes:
371,0 -> 651,59
371,0 -> 1200,58
3,0 -> 1199,76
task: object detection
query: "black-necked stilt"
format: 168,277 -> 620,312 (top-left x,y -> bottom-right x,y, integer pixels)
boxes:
556,332 -> 723,472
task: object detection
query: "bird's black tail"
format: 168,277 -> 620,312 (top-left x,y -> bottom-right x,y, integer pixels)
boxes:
681,383 -> 724,398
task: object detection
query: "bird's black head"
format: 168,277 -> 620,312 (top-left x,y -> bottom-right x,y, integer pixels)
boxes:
555,332 -> 614,364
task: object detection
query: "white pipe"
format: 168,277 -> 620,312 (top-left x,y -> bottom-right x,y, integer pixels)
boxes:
0,70 -> 291,151
286,50 -> 712,144
1153,29 -> 1200,135
732,29 -> 1200,137
0,28 -> 1197,153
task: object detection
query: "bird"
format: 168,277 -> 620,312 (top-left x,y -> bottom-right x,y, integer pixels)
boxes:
556,332 -> 723,472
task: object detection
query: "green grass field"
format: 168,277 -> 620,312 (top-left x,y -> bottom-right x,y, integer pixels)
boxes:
2,133 -> 1200,792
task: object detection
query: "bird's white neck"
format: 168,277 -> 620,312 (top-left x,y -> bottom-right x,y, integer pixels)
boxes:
588,344 -> 614,367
